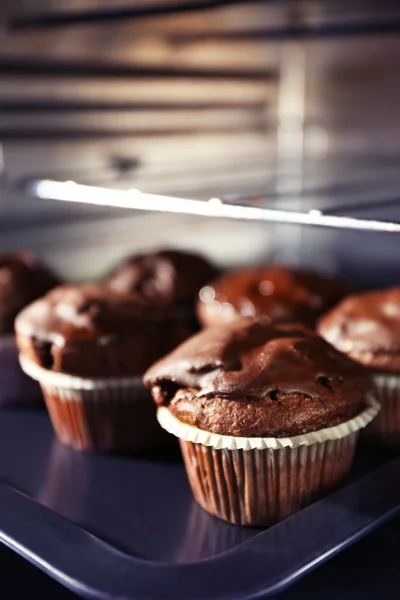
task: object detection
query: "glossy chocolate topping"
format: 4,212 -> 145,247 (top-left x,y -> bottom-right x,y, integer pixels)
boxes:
105,249 -> 219,305
318,287 -> 400,373
0,250 -> 60,334
144,318 -> 371,437
16,284 -> 189,377
197,265 -> 349,328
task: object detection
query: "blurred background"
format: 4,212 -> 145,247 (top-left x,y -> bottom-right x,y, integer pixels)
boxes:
0,4 -> 400,597
1,0 -> 400,285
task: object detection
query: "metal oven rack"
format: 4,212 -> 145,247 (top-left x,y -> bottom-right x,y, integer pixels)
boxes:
23,177 -> 400,233
1,2 -> 400,600
1,2 -> 400,235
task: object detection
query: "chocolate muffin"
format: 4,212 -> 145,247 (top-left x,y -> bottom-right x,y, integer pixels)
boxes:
197,264 -> 349,328
16,284 -> 189,453
318,288 -> 400,449
106,249 -> 218,305
144,318 -> 377,526
105,249 -> 219,330
0,250 -> 60,334
0,250 -> 60,405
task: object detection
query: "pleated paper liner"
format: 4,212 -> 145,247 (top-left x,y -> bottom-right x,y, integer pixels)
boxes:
362,374 -> 400,451
157,397 -> 380,526
19,354 -> 169,454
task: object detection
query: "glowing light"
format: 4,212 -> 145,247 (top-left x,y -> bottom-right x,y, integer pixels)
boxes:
199,286 -> 215,303
259,281 -> 274,296
32,180 -> 400,233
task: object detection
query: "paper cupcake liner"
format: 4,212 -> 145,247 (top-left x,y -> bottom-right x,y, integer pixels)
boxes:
158,398 -> 379,526
157,395 -> 379,451
180,434 -> 357,526
0,336 -> 43,406
20,354 -> 167,453
362,374 -> 400,450
19,353 -> 142,390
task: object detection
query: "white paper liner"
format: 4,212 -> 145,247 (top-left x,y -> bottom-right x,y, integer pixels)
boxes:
374,373 -> 400,390
19,353 -> 142,391
157,394 -> 380,451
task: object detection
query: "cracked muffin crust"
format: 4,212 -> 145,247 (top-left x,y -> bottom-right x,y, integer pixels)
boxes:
144,317 -> 372,437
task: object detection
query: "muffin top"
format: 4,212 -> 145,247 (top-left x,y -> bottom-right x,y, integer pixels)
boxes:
197,265 -> 348,328
318,287 -> 400,373
0,250 -> 60,334
105,249 -> 219,306
144,317 -> 371,437
15,284 -> 188,378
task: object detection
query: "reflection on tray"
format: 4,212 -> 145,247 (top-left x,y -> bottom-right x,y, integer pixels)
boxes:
175,499 -> 259,563
39,438 -> 90,523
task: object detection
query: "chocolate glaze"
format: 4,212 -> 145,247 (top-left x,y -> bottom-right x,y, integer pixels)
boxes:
0,251 -> 60,334
16,284 -> 189,378
318,287 -> 400,373
105,249 -> 219,306
197,265 -> 349,328
144,317 -> 371,437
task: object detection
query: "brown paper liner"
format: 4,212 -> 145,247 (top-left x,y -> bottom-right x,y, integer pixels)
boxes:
19,354 -> 169,453
362,375 -> 400,450
157,399 -> 378,527
180,434 -> 358,526
40,382 -> 168,453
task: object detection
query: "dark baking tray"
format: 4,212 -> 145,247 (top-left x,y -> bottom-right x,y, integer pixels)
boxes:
0,408 -> 399,600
